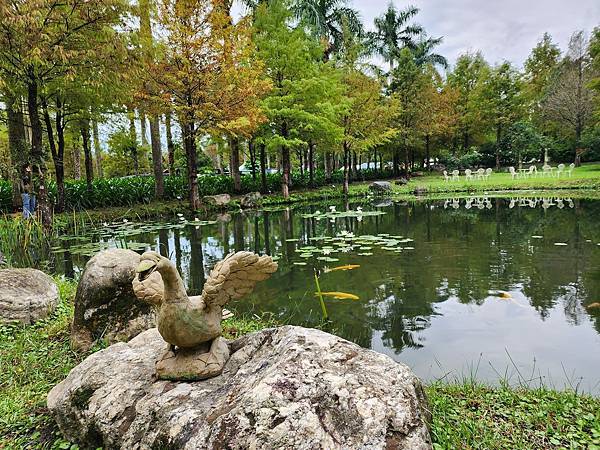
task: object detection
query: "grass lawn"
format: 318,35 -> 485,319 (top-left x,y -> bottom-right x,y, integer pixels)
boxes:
394,162 -> 600,195
1,278 -> 599,449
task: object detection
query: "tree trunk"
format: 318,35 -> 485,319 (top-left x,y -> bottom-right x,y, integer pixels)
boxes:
55,102 -> 66,213
42,99 -> 64,213
149,114 -> 164,199
342,142 -> 349,196
495,125 -> 501,169
183,121 -> 200,209
6,93 -> 27,211
229,136 -> 241,193
72,142 -> 81,180
128,110 -> 139,174
80,120 -> 94,193
281,122 -> 290,199
165,113 -> 175,174
425,134 -> 431,171
308,140 -> 314,185
139,110 -> 148,146
249,139 -> 257,181
27,76 -> 52,229
260,143 -> 267,194
92,120 -> 103,178
298,149 -> 304,176
393,148 -> 400,177
325,152 -> 332,181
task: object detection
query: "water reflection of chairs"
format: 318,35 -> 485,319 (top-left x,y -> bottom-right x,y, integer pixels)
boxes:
542,198 -> 556,209
442,196 -> 573,210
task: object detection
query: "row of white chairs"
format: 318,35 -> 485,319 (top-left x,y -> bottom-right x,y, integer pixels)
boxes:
443,168 -> 492,182
509,163 -> 575,179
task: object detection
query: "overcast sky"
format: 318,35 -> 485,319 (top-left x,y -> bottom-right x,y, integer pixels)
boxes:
354,0 -> 600,69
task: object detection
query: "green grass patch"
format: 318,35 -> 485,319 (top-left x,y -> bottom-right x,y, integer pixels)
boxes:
398,163 -> 600,196
427,382 -> 600,449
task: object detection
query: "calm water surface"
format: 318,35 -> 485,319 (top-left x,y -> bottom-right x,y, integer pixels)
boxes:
54,196 -> 600,393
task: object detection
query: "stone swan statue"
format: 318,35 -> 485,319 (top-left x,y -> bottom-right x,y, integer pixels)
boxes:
132,250 -> 277,381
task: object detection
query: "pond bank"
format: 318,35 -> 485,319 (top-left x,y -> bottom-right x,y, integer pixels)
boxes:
1,277 -> 598,449
48,164 -> 600,227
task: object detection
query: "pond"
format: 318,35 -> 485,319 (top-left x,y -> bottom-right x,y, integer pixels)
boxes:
52,195 -> 600,393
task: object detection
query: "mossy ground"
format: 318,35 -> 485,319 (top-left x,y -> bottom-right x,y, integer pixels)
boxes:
1,278 -> 599,449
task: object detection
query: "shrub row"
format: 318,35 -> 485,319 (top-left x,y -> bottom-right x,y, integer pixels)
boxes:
0,168 -> 392,211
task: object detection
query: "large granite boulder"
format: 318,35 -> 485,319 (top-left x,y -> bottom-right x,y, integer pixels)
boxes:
70,249 -> 160,352
369,181 -> 392,194
240,191 -> 262,209
48,326 -> 431,449
0,268 -> 58,324
202,194 -> 231,208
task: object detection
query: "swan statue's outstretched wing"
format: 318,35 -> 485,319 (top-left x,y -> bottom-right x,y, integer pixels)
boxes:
201,251 -> 278,309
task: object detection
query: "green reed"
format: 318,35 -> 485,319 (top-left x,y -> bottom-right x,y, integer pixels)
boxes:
0,215 -> 52,267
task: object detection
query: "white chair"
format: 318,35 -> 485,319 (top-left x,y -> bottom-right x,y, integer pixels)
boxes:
556,163 -> 565,178
485,168 -> 492,180
567,163 -> 575,177
465,169 -> 473,181
443,170 -> 450,182
451,170 -> 459,181
509,166 -> 517,180
528,165 -> 537,178
542,164 -> 552,177
476,168 -> 485,180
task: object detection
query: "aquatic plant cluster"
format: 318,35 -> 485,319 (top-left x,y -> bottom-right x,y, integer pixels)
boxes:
0,169 -> 392,212
50,217 -> 217,258
287,207 -> 415,264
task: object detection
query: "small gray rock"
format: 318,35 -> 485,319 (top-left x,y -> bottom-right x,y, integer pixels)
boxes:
369,181 -> 392,193
71,249 -> 156,352
413,187 -> 428,195
240,191 -> 262,208
48,326 -> 432,449
395,178 -> 408,185
202,194 -> 231,207
0,268 -> 58,324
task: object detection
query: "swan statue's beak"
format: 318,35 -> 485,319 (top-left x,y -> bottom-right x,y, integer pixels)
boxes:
136,259 -> 157,282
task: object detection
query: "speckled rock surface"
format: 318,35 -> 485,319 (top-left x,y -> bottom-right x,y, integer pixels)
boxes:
202,194 -> 231,207
369,181 -> 392,193
0,268 -> 58,324
240,191 -> 262,208
70,249 -> 159,352
48,326 -> 432,449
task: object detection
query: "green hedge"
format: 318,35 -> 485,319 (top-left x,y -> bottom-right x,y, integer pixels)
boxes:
0,169 -> 391,211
